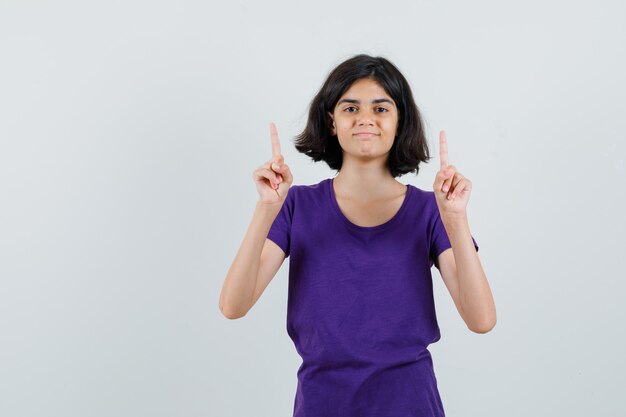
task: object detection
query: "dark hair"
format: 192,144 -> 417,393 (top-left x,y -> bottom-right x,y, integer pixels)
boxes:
294,54 -> 431,178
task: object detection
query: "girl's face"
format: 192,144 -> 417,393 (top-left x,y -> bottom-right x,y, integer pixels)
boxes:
328,77 -> 399,162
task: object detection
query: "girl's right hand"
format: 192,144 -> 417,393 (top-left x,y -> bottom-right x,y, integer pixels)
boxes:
252,122 -> 294,205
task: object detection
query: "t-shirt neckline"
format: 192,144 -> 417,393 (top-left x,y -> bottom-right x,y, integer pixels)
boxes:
328,177 -> 413,232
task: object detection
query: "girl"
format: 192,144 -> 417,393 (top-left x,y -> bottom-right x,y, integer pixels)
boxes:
219,54 -> 496,417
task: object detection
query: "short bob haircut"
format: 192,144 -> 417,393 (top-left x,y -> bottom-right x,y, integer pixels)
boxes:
294,54 -> 431,178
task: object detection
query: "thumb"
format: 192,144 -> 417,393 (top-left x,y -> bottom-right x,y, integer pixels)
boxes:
272,161 -> 287,172
273,162 -> 293,184
434,166 -> 452,189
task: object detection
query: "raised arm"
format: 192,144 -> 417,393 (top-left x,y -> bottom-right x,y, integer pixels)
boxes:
433,130 -> 496,333
218,123 -> 294,319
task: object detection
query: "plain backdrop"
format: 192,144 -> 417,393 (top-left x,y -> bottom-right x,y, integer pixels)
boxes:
1,1 -> 625,416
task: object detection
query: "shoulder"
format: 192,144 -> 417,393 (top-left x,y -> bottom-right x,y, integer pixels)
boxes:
406,184 -> 439,213
295,178 -> 330,191
287,178 -> 330,199
407,183 -> 435,200
279,178 -> 330,215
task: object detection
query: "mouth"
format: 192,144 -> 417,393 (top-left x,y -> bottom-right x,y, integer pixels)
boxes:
353,133 -> 379,138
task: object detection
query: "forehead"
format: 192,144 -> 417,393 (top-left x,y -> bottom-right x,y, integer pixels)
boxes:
338,78 -> 394,102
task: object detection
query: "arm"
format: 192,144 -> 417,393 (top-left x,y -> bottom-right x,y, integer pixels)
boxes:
433,130 -> 496,334
219,122 -> 293,320
437,215 -> 496,333
220,203 -> 285,319
219,201 -> 284,319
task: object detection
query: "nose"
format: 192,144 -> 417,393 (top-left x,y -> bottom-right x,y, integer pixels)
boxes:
357,112 -> 375,126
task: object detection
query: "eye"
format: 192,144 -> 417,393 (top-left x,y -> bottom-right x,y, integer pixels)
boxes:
343,106 -> 357,112
376,107 -> 389,113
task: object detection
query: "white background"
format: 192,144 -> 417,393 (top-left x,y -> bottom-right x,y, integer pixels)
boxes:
1,1 -> 624,416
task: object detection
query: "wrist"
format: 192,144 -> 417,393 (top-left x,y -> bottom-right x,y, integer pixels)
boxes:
256,199 -> 283,212
441,212 -> 469,228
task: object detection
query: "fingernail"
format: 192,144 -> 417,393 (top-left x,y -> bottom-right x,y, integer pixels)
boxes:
443,186 -> 449,192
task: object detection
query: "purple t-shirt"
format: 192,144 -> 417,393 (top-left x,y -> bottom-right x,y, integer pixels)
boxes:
267,177 -> 479,417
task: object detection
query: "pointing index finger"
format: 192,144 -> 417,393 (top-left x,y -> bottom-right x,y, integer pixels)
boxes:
270,122 -> 282,158
439,130 -> 449,170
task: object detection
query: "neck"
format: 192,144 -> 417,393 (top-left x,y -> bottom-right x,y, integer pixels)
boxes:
332,156 -> 401,200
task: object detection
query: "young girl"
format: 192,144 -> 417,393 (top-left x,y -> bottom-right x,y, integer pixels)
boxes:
219,54 -> 496,417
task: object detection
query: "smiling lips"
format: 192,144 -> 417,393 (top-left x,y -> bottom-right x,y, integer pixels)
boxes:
353,132 -> 379,137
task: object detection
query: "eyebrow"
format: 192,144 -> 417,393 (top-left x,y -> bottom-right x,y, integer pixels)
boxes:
337,98 -> 395,106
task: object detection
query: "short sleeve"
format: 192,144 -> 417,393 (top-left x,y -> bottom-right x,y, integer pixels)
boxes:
266,186 -> 296,258
429,209 -> 479,268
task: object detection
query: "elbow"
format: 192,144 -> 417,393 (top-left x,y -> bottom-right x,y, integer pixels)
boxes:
218,290 -> 249,320
468,317 -> 497,334
469,323 -> 495,334
219,303 -> 248,320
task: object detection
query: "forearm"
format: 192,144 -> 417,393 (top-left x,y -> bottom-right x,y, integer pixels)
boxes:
442,215 -> 496,333
219,201 -> 281,318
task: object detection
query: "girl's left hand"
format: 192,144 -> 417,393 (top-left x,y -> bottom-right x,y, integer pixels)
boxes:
433,130 -> 472,218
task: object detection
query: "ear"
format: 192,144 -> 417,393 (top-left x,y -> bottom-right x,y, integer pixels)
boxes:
327,111 -> 336,135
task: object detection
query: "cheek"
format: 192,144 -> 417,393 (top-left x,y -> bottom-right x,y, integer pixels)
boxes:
336,116 -> 352,127
387,118 -> 399,134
